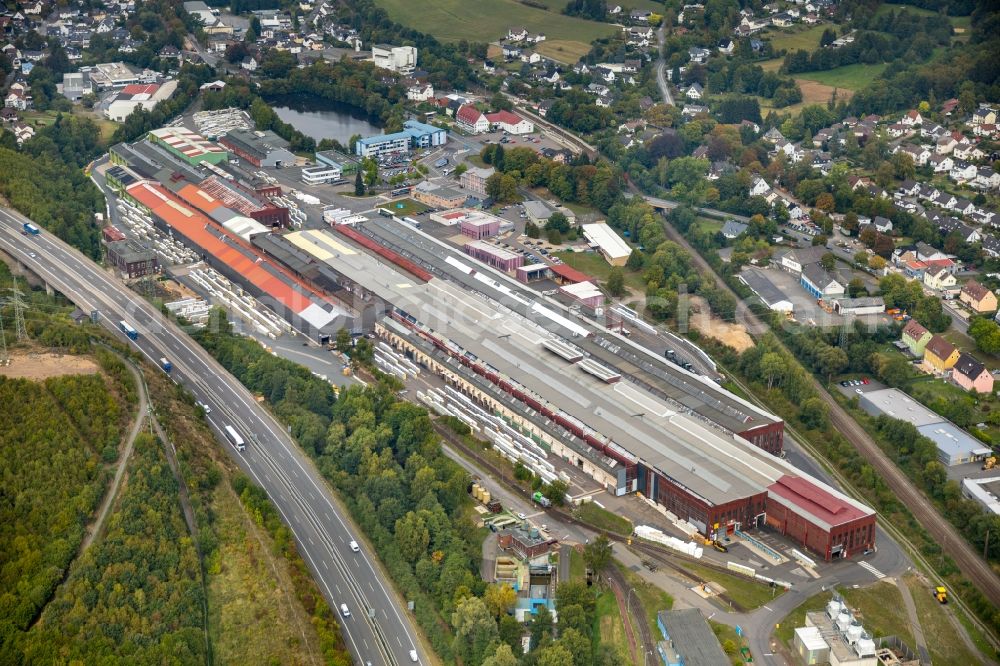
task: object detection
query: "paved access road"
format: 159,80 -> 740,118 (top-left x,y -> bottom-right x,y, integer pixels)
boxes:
0,207 -> 424,666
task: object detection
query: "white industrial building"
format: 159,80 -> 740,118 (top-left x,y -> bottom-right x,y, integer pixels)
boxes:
372,44 -> 417,73
859,388 -> 992,465
301,164 -> 343,185
962,476 -> 1000,515
582,222 -> 631,266
106,80 -> 178,122
740,267 -> 794,313
834,297 -> 885,316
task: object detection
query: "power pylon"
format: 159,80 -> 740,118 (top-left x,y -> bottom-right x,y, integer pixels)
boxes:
10,276 -> 27,341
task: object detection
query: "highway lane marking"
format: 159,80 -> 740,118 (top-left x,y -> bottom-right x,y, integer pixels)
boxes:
308,537 -> 315,545
396,636 -> 402,647
322,560 -> 329,570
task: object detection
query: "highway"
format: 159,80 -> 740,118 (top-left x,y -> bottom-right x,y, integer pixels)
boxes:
0,207 -> 424,666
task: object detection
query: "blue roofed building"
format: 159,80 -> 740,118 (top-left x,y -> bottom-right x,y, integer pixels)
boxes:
355,120 -> 447,158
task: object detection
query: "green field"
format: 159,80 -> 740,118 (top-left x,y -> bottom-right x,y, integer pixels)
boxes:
766,24 -> 831,52
678,561 -> 784,612
594,589 -> 633,660
573,501 -> 635,536
373,0 -> 617,62
377,197 -> 429,216
797,62 -> 889,90
776,582 -> 914,647
904,575 -> 981,665
877,2 -> 972,29
556,249 -> 646,292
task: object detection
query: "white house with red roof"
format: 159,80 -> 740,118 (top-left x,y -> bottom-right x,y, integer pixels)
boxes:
485,110 -> 534,135
455,104 -> 489,134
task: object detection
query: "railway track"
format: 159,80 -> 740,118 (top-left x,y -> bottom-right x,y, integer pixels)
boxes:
647,194 -> 1000,615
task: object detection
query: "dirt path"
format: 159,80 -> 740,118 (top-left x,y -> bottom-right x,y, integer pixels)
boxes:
80,360 -> 146,552
896,577 -> 930,665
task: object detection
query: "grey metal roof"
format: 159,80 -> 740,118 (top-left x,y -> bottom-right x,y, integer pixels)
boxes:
656,610 -> 730,666
740,267 -> 791,308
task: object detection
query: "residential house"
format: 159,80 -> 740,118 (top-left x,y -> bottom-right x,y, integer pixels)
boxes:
950,161 -> 977,183
901,319 -> 932,356
750,176 -> 771,197
954,141 -> 985,161
923,266 -> 957,290
506,27 -> 528,42
4,88 -> 30,110
685,82 -> 704,100
886,123 -> 909,139
959,280 -> 997,313
915,242 -> 949,262
952,353 -> 994,394
681,104 -> 709,119
972,107 -> 997,125
721,220 -> 748,239
936,135 -> 958,154
928,154 -> 953,173
901,110 -> 923,126
501,44 -> 521,60
974,168 -> 1000,190
718,38 -> 734,54
937,217 -> 980,243
241,56 -> 257,71
859,216 -> 893,233
924,335 -> 960,372
688,46 -> 710,63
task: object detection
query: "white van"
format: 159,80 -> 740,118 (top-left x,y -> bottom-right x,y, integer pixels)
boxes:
340,603 -> 350,617
409,649 -> 419,662
349,540 -> 360,552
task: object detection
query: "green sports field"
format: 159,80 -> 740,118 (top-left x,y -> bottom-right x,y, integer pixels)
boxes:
374,0 -> 617,62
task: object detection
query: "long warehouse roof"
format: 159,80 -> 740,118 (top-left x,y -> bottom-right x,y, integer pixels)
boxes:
125,180 -> 339,329
282,226 -> 867,516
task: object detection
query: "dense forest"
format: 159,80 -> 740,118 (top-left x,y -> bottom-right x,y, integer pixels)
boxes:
0,372 -> 127,663
0,148 -> 103,259
22,432 -> 208,663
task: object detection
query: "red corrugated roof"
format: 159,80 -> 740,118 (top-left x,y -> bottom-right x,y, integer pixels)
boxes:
768,475 -> 868,527
125,181 -> 316,312
120,83 -> 159,96
485,110 -> 524,125
549,262 -> 591,284
177,183 -> 225,214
